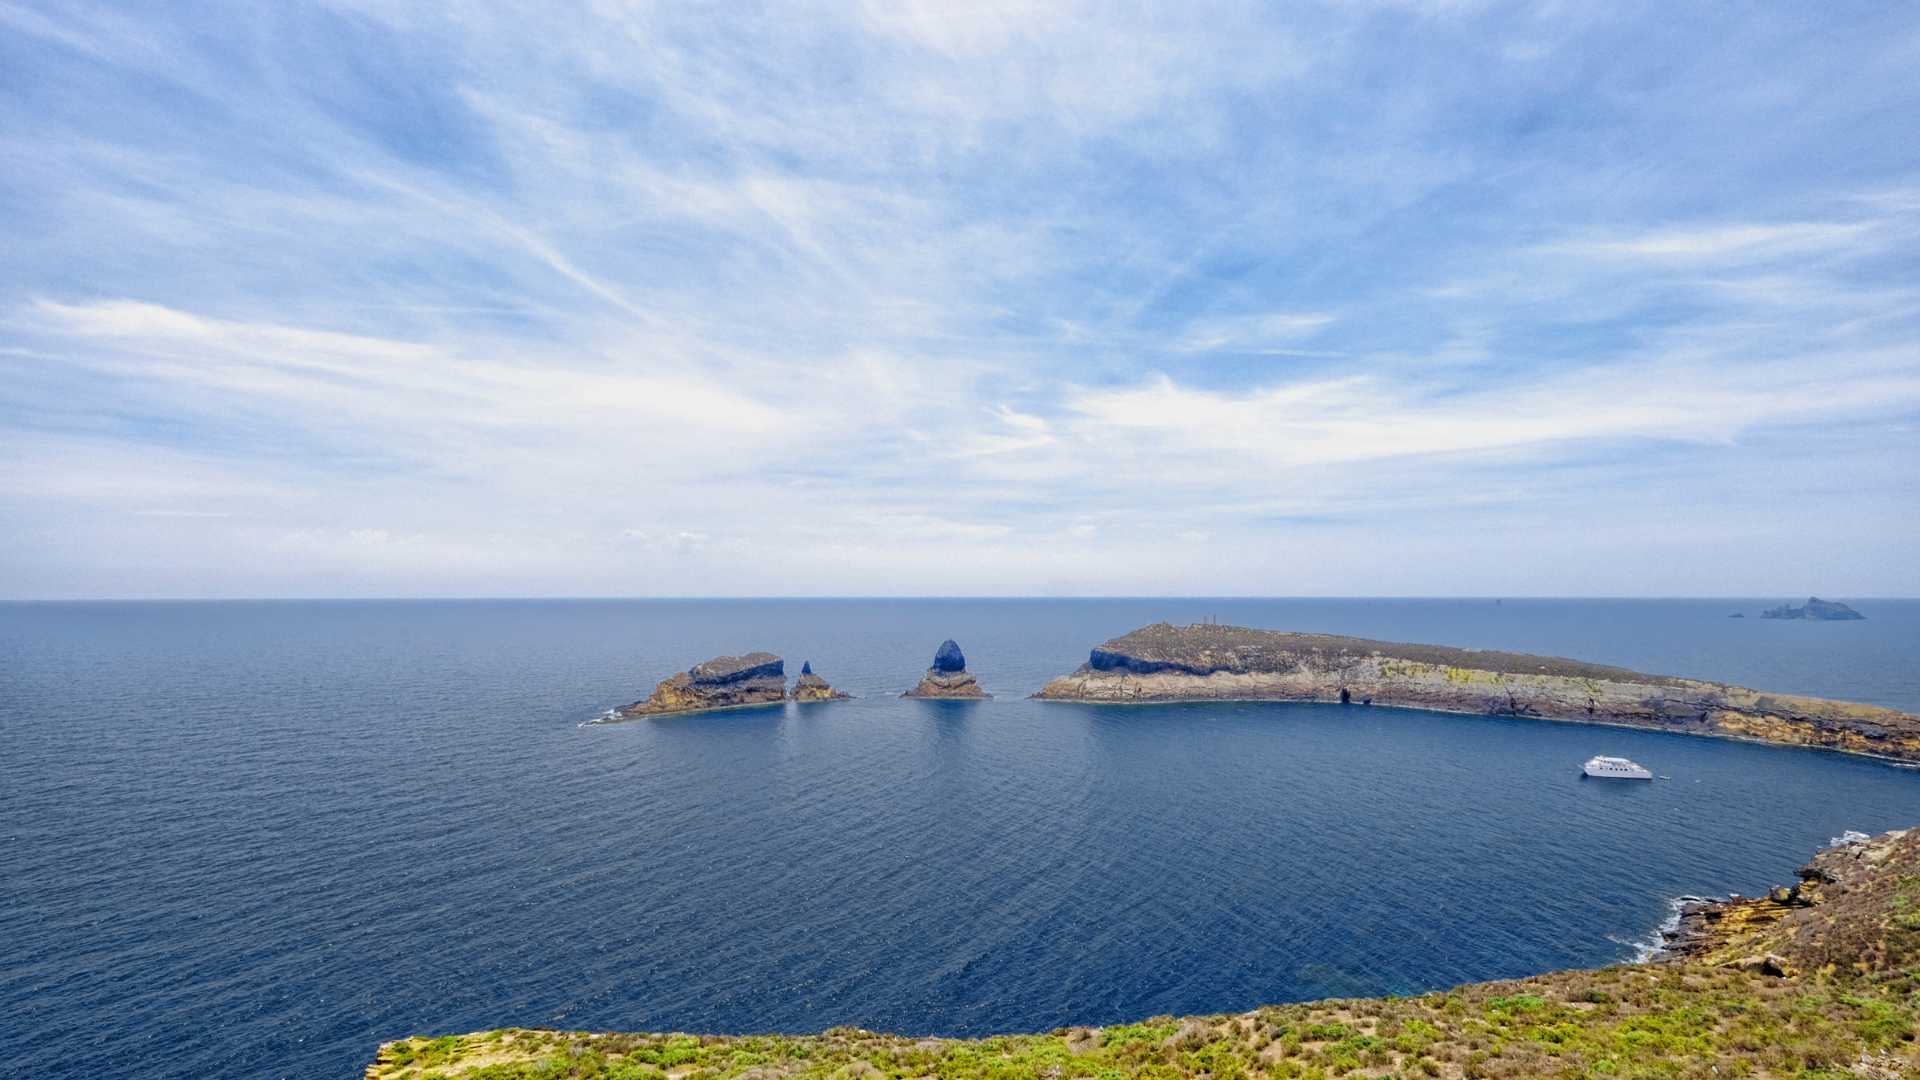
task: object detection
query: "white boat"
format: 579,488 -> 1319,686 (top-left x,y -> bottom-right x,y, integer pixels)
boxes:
1582,755 -> 1653,780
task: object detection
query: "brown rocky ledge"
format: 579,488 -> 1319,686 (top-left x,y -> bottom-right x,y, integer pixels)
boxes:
1658,828 -> 1919,978
1034,622 -> 1920,761
618,652 -> 788,718
903,639 -> 989,699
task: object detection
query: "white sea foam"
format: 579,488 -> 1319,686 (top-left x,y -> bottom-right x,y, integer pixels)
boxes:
1614,895 -> 1710,964
1619,833 -> 1871,963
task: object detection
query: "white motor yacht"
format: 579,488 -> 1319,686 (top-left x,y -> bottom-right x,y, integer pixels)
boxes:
1582,755 -> 1653,780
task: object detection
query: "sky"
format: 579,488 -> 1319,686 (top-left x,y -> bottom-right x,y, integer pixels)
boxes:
1,1 -> 1917,599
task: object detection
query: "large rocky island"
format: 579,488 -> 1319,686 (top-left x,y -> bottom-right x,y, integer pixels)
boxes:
1035,622 -> 1920,761
370,827 -> 1920,1078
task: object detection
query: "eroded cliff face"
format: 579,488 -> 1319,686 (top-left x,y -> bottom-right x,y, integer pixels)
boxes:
1035,622 -> 1920,761
619,652 -> 788,718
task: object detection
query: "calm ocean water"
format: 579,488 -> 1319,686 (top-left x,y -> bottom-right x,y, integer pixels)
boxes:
4,598 -> 1920,1079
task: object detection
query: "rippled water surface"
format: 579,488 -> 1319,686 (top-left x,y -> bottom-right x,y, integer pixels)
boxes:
4,598 -> 1920,1079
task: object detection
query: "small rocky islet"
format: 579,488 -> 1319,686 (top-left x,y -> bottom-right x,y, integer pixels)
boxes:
902,639 -> 989,699
791,660 -> 851,703
611,639 -> 992,718
611,653 -> 847,719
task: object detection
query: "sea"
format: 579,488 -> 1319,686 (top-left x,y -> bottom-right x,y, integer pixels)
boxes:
4,597 -> 1919,1078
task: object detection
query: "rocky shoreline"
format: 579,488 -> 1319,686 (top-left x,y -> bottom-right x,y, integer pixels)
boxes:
1656,828 -> 1914,977
1033,622 -> 1920,762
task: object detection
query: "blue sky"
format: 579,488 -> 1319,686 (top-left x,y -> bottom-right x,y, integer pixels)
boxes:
2,1 -> 1917,598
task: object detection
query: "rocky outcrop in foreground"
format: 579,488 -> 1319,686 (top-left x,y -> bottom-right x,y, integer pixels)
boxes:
1659,828 -> 1919,980
791,660 -> 850,703
617,652 -> 788,718
1762,596 -> 1867,620
1035,622 -> 1920,761
367,828 -> 1920,1079
903,639 -> 988,699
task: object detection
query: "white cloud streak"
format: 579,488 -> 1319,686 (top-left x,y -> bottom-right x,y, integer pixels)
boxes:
0,1 -> 1917,596
1542,223 -> 1875,263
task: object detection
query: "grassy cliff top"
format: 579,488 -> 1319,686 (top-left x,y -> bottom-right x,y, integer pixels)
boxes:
368,831 -> 1920,1080
1081,622 -> 1691,685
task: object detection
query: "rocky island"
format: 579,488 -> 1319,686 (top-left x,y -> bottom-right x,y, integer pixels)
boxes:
902,639 -> 989,699
615,652 -> 788,718
1035,622 -> 1920,761
367,826 -> 1920,1078
1761,596 -> 1867,620
791,660 -> 851,702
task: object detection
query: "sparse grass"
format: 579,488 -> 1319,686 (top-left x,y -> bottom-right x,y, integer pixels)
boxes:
368,969 -> 1920,1080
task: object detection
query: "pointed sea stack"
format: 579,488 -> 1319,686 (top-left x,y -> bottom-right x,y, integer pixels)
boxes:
618,652 -> 787,718
791,660 -> 851,702
903,639 -> 989,699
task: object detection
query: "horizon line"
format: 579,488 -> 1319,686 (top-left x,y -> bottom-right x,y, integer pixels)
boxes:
3,594 -> 1912,604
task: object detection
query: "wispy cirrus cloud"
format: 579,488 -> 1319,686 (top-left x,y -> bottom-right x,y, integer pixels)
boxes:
1540,222 -> 1877,263
1063,349 -> 1920,470
1172,313 -> 1338,354
0,0 -> 1916,597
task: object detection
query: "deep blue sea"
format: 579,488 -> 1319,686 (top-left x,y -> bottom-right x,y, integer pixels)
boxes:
5,598 -> 1920,1079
